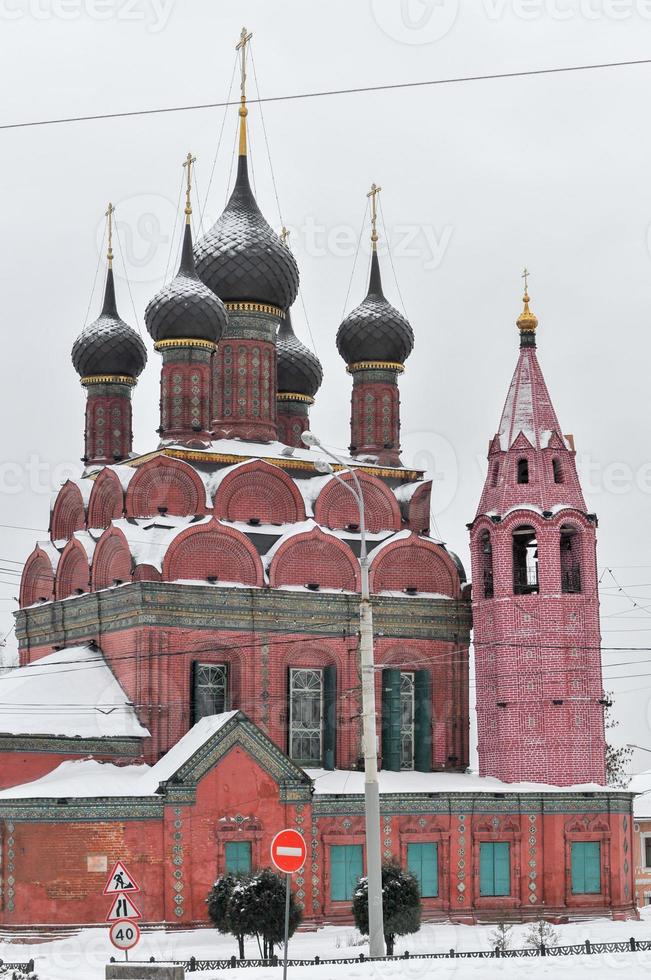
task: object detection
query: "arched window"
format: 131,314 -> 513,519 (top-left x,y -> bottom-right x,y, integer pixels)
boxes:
480,531 -> 494,598
552,458 -> 564,484
512,525 -> 538,595
560,525 -> 581,593
517,458 -> 529,484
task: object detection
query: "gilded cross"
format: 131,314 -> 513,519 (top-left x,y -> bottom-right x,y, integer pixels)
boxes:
280,226 -> 290,246
183,151 -> 196,220
236,27 -> 253,105
522,267 -> 530,293
105,202 -> 115,267
367,183 -> 382,246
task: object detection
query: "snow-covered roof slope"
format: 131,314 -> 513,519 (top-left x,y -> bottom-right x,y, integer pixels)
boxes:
0,759 -> 152,799
498,348 -> 565,451
629,770 -> 651,817
112,516 -> 211,571
149,711 -> 239,784
0,646 -> 150,739
306,769 -> 621,795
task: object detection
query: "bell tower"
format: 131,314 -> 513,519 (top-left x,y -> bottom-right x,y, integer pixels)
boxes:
469,274 -> 606,786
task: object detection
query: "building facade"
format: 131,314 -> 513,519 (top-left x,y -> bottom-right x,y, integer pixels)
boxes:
0,42 -> 636,928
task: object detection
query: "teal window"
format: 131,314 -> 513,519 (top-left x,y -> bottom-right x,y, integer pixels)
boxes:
330,844 -> 363,901
225,841 -> 252,875
571,841 -> 601,894
407,842 -> 438,898
479,842 -> 510,896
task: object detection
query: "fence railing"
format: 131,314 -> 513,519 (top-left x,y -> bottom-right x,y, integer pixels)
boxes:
0,958 -> 35,975
120,937 -> 651,971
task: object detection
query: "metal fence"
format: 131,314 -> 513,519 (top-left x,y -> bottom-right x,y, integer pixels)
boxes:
120,937 -> 651,971
0,959 -> 36,976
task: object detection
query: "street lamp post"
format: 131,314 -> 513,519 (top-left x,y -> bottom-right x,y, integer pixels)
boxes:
301,431 -> 385,957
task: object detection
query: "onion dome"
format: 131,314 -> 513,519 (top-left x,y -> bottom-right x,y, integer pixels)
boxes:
336,249 -> 414,365
277,308 -> 323,398
145,220 -> 227,345
194,155 -> 299,310
72,266 -> 147,380
517,273 -> 538,348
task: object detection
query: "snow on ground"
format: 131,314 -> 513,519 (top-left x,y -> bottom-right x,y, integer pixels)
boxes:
4,911 -> 651,980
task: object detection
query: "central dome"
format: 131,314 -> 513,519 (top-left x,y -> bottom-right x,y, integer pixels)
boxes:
194,156 -> 299,310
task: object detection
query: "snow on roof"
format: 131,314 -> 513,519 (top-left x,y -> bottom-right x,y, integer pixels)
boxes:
72,530 -> 97,560
0,759 -> 153,799
149,711 -> 239,784
392,482 -> 426,504
112,516 -> 211,571
497,348 -> 563,452
293,474 -> 335,514
306,769 -> 621,796
629,770 -> 651,817
261,519 -> 351,569
34,539 -> 62,571
0,646 -> 150,739
201,458 -> 277,499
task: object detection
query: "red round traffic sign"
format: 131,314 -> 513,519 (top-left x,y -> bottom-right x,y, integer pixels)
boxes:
110,918 -> 141,951
270,829 -> 307,874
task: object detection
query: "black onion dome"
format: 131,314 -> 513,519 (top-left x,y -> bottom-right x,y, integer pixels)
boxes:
194,156 -> 299,310
145,224 -> 227,344
71,269 -> 147,379
277,308 -> 323,398
336,251 -> 414,365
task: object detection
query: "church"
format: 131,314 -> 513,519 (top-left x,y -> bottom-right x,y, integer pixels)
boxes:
0,31 -> 636,928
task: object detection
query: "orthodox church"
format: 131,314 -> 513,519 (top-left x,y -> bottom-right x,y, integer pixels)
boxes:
0,33 -> 636,928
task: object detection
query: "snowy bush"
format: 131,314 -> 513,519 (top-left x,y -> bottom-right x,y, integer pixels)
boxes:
0,968 -> 38,980
489,921 -> 513,952
352,863 -> 421,956
206,868 -> 302,960
525,918 -> 559,950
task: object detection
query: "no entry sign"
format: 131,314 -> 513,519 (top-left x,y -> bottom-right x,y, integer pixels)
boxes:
109,919 -> 140,951
270,829 -> 306,874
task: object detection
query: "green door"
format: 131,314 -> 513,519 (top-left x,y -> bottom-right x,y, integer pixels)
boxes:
571,841 -> 601,894
225,841 -> 252,874
330,844 -> 363,901
407,842 -> 438,897
479,842 -> 510,896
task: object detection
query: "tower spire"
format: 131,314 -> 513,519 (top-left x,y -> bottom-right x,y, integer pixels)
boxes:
105,202 -> 115,269
517,266 -> 538,345
183,152 -> 196,225
236,26 -> 253,158
367,183 -> 382,252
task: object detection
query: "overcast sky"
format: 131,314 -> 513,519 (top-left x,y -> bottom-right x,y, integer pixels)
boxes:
1,0 -> 651,772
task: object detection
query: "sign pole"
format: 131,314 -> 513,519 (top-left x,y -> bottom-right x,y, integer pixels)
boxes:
282,872 -> 290,980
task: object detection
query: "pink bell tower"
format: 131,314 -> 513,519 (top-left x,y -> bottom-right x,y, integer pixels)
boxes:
469,274 -> 606,786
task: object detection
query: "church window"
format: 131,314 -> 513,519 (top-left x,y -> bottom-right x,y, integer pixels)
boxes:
479,842 -> 510,896
400,672 -> 415,770
517,458 -> 529,484
289,668 -> 324,765
481,531 -> 494,598
552,458 -> 564,484
225,841 -> 251,875
407,842 -> 438,897
644,837 -> 651,870
192,663 -> 228,723
560,525 -> 582,594
571,841 -> 601,894
512,525 -> 539,595
330,844 -> 363,901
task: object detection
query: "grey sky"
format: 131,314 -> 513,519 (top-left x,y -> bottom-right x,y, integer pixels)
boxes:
1,0 -> 650,772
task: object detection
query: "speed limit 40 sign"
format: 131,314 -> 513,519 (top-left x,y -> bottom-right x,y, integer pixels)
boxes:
109,918 -> 140,951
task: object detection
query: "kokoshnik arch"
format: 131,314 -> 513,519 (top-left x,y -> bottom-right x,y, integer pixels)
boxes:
1,32 -> 636,928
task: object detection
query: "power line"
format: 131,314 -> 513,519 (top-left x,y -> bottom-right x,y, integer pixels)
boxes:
2,58 -> 651,133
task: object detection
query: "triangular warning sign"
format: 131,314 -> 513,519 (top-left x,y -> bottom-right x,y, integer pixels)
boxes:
106,893 -> 142,922
103,861 -> 140,895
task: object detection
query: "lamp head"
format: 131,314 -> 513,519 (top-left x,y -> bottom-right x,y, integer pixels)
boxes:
301,430 -> 319,448
314,459 -> 333,475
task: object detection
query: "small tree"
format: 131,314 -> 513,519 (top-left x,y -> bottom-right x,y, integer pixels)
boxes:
604,691 -> 633,788
489,921 -> 513,953
206,873 -> 247,959
352,863 -> 421,956
228,868 -> 302,960
525,918 -> 559,950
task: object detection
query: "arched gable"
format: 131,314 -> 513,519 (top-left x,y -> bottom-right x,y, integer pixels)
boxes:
55,538 -> 91,599
87,468 -> 124,529
369,534 -> 460,597
407,481 -> 431,534
162,519 -> 263,586
313,471 -> 401,533
213,459 -> 306,525
268,527 -> 360,591
125,456 -> 208,519
133,564 -> 162,582
20,546 -> 56,607
50,481 -> 85,541
91,527 -> 132,591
